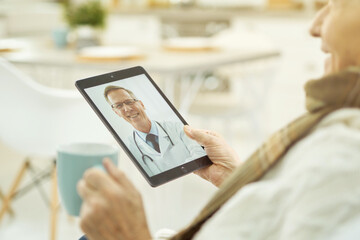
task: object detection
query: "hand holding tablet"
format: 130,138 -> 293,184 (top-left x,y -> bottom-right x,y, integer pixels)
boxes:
76,66 -> 212,186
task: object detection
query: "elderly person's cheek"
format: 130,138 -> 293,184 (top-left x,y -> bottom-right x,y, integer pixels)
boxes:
326,12 -> 360,72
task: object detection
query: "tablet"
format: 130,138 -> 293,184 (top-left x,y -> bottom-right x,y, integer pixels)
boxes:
75,66 -> 212,187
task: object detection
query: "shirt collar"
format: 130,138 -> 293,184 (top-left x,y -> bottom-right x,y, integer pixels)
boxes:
135,120 -> 159,142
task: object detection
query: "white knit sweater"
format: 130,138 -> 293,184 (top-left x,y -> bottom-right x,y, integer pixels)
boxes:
156,108 -> 360,239
193,108 -> 360,240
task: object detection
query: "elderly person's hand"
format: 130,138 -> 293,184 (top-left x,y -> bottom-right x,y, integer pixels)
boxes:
184,126 -> 241,187
77,158 -> 152,240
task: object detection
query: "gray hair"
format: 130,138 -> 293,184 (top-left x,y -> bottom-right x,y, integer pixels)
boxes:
103,85 -> 137,104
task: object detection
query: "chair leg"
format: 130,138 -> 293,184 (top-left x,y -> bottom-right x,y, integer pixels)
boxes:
0,160 -> 30,222
0,188 -> 14,216
50,163 -> 59,240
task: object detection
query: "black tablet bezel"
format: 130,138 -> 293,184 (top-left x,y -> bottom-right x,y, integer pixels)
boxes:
75,66 -> 212,187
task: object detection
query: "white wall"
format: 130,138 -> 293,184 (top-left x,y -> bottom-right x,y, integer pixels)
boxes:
0,1 -> 63,36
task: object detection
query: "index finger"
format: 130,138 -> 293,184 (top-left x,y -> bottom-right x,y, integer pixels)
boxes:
103,158 -> 136,190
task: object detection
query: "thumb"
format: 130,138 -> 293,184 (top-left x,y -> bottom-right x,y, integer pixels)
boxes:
103,158 -> 135,189
184,125 -> 217,147
103,157 -> 117,172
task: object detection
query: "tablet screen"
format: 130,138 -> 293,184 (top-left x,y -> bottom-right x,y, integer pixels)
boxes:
76,67 -> 210,186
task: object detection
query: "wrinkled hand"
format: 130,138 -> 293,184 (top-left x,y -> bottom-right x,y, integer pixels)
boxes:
184,126 -> 241,187
77,158 -> 152,240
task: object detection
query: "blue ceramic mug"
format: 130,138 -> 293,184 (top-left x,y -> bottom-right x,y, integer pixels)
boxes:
52,27 -> 68,48
57,142 -> 118,216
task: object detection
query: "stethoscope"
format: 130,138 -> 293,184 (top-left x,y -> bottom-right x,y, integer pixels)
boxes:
133,121 -> 174,167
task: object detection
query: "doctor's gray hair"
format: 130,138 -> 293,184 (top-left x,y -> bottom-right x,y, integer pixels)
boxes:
103,85 -> 138,104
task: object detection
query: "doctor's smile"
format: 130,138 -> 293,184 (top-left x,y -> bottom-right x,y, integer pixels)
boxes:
128,113 -> 139,119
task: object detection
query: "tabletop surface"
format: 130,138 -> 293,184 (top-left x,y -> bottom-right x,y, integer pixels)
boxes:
1,36 -> 280,75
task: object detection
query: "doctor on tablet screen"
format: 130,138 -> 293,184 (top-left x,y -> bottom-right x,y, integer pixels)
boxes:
104,85 -> 206,176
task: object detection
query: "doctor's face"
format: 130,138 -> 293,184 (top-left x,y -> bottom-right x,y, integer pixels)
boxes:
107,89 -> 151,131
309,0 -> 360,74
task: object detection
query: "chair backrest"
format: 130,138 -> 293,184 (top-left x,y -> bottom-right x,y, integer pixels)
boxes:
0,58 -> 112,156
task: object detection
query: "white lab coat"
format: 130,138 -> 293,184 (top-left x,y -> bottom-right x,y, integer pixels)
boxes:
128,121 -> 206,177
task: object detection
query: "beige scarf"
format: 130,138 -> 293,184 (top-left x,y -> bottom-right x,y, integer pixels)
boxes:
171,67 -> 360,240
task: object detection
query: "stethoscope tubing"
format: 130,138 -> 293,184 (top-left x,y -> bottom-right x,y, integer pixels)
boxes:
134,122 -> 174,167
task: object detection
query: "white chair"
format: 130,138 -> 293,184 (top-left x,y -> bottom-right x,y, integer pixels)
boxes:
0,57 -> 112,239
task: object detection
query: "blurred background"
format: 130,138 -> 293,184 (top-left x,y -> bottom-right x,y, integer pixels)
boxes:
0,0 -> 328,239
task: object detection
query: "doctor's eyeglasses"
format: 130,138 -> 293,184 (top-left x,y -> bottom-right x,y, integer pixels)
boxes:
111,99 -> 138,110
